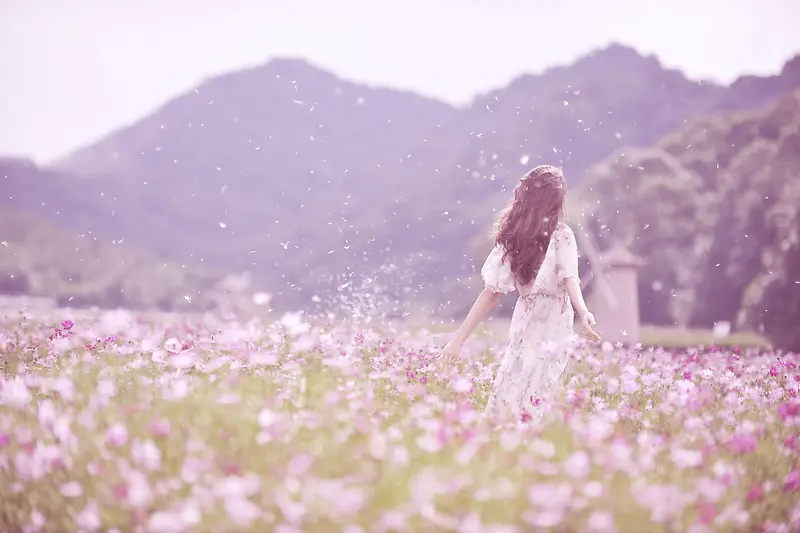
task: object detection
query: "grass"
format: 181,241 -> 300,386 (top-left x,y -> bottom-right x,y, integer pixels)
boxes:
442,317 -> 771,350
640,326 -> 770,350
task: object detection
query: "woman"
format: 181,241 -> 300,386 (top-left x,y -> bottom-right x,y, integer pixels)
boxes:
436,165 -> 600,418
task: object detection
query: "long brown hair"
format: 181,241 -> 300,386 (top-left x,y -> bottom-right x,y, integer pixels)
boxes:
495,165 -> 567,286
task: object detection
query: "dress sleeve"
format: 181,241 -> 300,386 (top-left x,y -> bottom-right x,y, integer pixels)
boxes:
480,245 -> 517,294
553,225 -> 580,286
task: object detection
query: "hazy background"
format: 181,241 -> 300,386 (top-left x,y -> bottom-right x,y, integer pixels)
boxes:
1,0 -> 800,350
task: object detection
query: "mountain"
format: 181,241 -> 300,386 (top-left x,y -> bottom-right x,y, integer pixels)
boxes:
4,58 -> 458,310
0,159 -> 221,311
3,45 -> 800,315
398,44 -> 800,253
577,89 -> 800,351
383,45 -> 800,318
59,57 -> 458,179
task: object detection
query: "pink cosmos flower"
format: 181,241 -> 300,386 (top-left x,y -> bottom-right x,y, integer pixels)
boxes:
746,484 -> 763,502
417,433 -> 442,453
60,481 -> 83,498
75,501 -> 101,532
106,423 -> 129,447
286,453 -> 314,476
147,511 -> 184,533
149,418 -> 171,438
452,376 -> 472,393
528,482 -> 572,508
1,377 -> 32,407
524,510 -> 564,528
727,434 -> 757,454
127,470 -> 153,508
131,439 -> 162,471
169,351 -> 198,370
784,470 -> 800,492
587,511 -> 614,531
697,501 -> 716,524
621,379 -> 639,394
225,497 -> 261,526
563,451 -> 591,479
257,408 -> 280,428
163,338 -> 183,354
51,376 -> 75,402
96,380 -> 116,398
778,400 -> 799,423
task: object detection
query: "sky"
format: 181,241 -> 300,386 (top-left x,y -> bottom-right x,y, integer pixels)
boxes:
1,0 -> 799,164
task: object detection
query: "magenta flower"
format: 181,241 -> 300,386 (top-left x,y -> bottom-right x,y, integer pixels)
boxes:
746,484 -> 764,502
778,400 -> 799,423
784,470 -> 800,493
697,501 -> 716,524
727,434 -> 757,454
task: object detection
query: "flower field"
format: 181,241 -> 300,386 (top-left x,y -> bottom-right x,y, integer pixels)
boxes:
1,309 -> 798,532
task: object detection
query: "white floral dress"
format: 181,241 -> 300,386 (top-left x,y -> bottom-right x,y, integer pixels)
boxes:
482,223 -> 580,420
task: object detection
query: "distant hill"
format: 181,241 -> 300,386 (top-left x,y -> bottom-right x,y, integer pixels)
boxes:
0,159 -> 221,311
3,44 -> 799,316
4,58 -> 458,310
578,89 -> 800,351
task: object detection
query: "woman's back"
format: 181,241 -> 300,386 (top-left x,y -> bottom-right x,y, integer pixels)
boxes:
482,222 -> 579,298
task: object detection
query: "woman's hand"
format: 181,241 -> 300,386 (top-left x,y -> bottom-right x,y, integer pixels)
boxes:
434,340 -> 463,364
579,311 -> 601,342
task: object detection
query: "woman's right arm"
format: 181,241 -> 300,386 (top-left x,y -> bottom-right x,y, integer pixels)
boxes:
450,289 -> 501,346
436,288 -> 500,362
436,244 -> 515,362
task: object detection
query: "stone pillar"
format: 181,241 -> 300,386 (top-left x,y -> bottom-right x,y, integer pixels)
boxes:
589,244 -> 644,345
